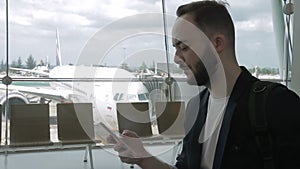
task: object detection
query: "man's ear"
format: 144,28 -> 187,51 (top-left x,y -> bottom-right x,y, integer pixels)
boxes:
211,33 -> 225,53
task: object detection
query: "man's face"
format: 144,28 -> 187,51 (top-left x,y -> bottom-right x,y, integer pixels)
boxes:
172,14 -> 211,86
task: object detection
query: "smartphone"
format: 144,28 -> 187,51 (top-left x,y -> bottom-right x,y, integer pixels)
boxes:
97,122 -> 120,143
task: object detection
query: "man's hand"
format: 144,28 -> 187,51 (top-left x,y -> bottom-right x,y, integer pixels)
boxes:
114,130 -> 151,165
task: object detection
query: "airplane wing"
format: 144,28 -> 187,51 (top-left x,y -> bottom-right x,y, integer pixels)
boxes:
0,84 -> 73,102
10,67 -> 49,77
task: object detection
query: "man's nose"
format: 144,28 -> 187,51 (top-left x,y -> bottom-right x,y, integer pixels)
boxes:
174,51 -> 183,64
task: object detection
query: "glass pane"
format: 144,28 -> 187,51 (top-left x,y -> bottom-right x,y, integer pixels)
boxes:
2,0 -> 283,150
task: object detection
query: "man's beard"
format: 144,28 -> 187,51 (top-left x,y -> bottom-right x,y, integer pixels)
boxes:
188,60 -> 209,86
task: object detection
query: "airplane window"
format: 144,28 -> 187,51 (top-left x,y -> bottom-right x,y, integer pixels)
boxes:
138,93 -> 149,101
113,93 -> 119,101
119,93 -> 124,101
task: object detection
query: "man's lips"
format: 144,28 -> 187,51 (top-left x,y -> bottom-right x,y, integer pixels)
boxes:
180,64 -> 189,71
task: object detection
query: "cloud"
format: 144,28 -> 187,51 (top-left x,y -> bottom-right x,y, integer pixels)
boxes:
235,16 -> 273,32
0,0 -> 281,68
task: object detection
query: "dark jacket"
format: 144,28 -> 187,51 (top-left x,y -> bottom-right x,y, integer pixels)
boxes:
175,67 -> 300,169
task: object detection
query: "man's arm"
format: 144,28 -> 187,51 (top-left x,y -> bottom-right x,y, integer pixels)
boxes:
137,156 -> 174,169
114,130 -> 175,169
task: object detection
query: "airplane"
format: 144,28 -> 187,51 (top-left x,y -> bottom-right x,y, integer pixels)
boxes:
0,29 -> 150,130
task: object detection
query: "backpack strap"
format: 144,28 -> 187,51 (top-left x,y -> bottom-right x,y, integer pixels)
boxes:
248,81 -> 283,169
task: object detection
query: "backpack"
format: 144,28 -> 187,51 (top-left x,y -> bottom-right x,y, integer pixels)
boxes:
248,80 -> 285,169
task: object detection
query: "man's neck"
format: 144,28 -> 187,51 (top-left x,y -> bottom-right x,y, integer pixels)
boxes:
208,65 -> 242,99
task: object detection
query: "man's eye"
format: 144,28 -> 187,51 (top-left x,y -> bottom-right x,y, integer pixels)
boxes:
180,45 -> 188,51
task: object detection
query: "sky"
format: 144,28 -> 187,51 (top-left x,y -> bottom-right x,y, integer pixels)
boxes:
0,0 -> 284,69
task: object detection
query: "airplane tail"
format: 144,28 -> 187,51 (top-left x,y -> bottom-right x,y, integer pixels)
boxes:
46,56 -> 49,68
56,28 -> 63,66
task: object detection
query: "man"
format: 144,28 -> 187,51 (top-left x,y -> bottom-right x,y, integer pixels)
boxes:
114,1 -> 300,169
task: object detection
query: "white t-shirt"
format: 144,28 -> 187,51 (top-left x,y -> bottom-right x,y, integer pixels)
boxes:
171,95 -> 229,169
200,95 -> 229,169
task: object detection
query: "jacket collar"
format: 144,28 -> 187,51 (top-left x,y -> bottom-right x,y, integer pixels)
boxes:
213,66 -> 257,169
229,66 -> 258,102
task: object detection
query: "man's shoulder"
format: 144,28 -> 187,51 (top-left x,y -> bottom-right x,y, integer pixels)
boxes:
257,81 -> 300,101
249,80 -> 299,109
250,80 -> 300,131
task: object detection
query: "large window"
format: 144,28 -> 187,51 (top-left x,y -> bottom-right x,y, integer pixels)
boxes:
0,0 -> 282,149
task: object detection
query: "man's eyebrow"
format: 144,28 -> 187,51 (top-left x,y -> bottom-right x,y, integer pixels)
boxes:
173,40 -> 188,47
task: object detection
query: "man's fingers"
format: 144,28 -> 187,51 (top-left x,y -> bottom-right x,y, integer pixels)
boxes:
118,148 -> 134,158
114,142 -> 127,152
121,130 -> 138,138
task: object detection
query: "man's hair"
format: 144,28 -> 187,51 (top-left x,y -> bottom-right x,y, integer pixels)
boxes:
176,0 -> 235,48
